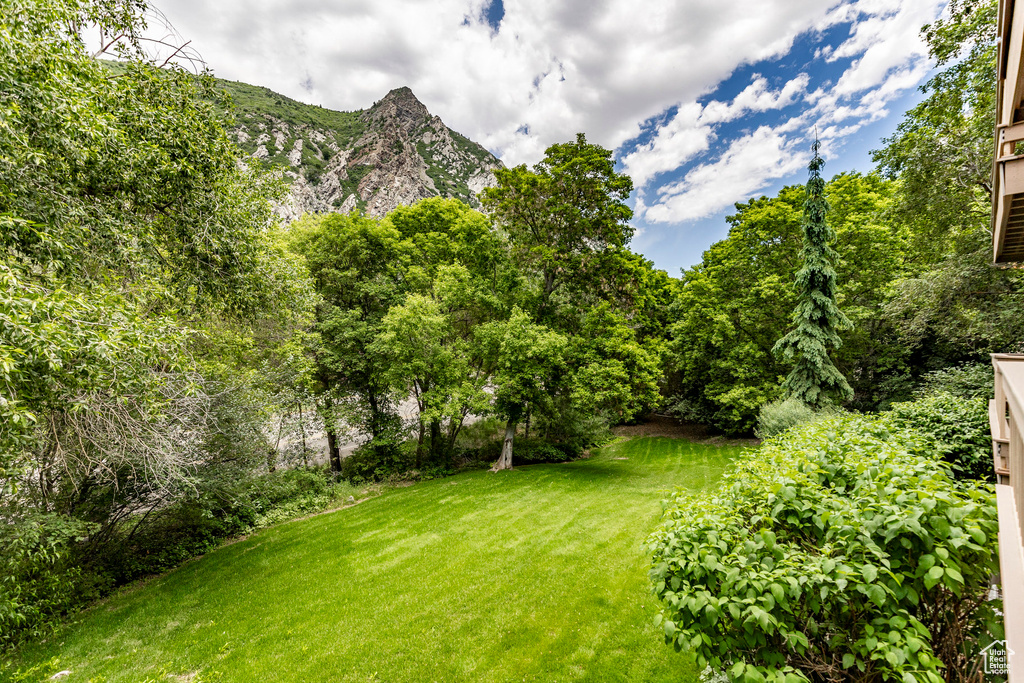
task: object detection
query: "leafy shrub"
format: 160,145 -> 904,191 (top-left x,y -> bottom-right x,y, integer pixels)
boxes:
755,398 -> 832,439
648,415 -> 998,682
533,402 -> 611,454
917,363 -> 992,400
0,514 -> 93,649
886,391 -> 991,481
455,417 -> 506,450
340,443 -> 414,483
512,438 -> 579,465
12,468 -> 362,641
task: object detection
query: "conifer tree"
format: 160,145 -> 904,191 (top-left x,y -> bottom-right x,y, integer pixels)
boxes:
772,140 -> 853,408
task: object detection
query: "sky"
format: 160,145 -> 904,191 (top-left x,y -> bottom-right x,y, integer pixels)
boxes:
146,0 -> 948,275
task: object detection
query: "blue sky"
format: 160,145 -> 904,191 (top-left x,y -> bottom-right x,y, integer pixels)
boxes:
622,15 -> 939,272
149,0 -> 947,275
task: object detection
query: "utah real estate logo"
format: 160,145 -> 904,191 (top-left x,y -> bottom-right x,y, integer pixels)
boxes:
981,640 -> 1011,675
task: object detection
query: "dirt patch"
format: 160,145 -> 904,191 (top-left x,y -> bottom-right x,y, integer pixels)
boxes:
611,414 -> 759,447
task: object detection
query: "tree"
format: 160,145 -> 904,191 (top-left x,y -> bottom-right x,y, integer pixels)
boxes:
568,303 -> 663,423
1,0 -> 312,643
872,0 -> 1024,361
372,265 -> 495,465
665,173 -> 900,433
285,212 -> 407,472
482,133 -> 634,323
1,0 -> 299,507
772,141 -> 853,409
872,0 -> 996,262
481,308 -> 566,470
481,134 -> 669,443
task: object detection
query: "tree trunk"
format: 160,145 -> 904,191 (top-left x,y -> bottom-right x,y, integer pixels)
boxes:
270,411 -> 285,472
367,389 -> 383,439
429,419 -> 442,463
415,419 -> 425,466
491,419 -> 516,471
445,413 -> 467,461
413,384 -> 425,466
326,428 -> 342,475
298,403 -> 309,468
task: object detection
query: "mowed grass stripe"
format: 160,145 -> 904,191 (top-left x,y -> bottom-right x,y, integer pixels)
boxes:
11,437 -> 744,683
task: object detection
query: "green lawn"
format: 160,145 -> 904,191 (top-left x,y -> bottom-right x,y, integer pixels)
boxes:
9,437 -> 744,683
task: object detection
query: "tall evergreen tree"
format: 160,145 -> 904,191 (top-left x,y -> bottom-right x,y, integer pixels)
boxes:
772,140 -> 853,408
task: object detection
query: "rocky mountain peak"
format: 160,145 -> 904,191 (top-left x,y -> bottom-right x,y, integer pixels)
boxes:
364,86 -> 433,134
219,77 -> 502,220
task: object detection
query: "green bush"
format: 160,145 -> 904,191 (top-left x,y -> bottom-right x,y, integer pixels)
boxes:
512,438 -> 578,465
0,514 -> 93,649
340,444 -> 414,483
754,398 -> 833,439
533,403 -> 611,454
917,363 -> 992,400
886,391 -> 991,481
648,415 -> 998,682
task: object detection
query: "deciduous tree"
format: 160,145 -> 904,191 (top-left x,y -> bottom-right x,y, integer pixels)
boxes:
482,133 -> 633,323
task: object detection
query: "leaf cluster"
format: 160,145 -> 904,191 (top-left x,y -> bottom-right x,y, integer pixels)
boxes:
648,415 -> 998,681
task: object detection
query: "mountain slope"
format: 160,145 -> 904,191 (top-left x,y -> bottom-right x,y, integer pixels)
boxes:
217,79 -> 503,219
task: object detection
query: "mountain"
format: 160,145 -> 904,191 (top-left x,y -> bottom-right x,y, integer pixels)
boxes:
217,80 -> 503,219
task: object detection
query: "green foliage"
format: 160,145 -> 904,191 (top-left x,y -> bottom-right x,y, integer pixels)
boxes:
872,0 -> 1023,360
285,212 -> 408,469
666,173 -> 900,433
507,438 -> 578,464
649,415 -> 998,681
773,141 -> 853,409
886,392 -> 992,481
483,132 -> 634,321
754,398 -> 835,439
569,303 -> 663,422
339,443 -> 412,483
917,362 -> 993,399
872,0 -> 996,261
371,268 -> 495,464
483,307 -> 567,425
882,232 -> 1024,355
0,0 -> 315,647
0,514 -> 93,650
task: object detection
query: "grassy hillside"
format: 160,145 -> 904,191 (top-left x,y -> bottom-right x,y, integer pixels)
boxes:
7,437 -> 744,683
213,78 -> 366,172
216,79 -> 364,133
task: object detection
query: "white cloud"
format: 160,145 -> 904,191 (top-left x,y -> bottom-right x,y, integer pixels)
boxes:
620,73 -> 810,188
147,0 -> 945,243
632,0 -> 943,224
151,0 -> 845,167
701,73 -> 811,125
645,125 -> 808,223
620,104 -> 712,189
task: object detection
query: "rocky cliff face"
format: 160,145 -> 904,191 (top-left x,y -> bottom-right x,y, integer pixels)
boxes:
221,81 -> 502,220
